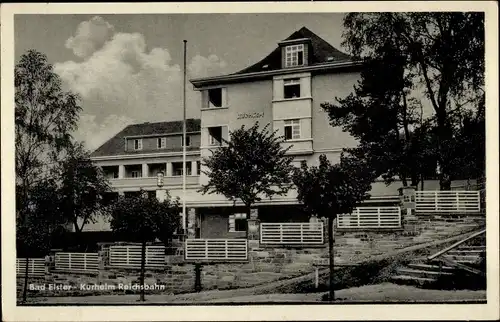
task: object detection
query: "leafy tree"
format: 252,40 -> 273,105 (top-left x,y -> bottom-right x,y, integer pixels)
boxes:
15,49 -> 81,303
200,122 -> 294,220
330,12 -> 484,190
293,154 -> 376,302
56,142 -> 112,239
15,49 -> 82,202
109,192 -> 181,301
17,179 -> 65,303
322,51 -> 428,187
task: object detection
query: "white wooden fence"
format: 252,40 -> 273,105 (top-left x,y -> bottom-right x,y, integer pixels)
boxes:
337,207 -> 402,229
109,245 -> 165,269
54,252 -> 99,273
16,258 -> 45,277
185,239 -> 248,261
260,223 -> 324,245
415,191 -> 480,213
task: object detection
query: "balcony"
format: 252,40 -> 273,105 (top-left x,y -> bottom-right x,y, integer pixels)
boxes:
109,175 -> 200,189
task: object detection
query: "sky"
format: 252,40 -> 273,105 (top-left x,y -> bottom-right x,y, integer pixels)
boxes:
14,13 -> 346,151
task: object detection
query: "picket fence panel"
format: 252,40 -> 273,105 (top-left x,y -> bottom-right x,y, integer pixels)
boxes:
415,191 -> 480,213
185,239 -> 248,261
54,252 -> 99,272
260,223 -> 324,245
109,245 -> 165,269
16,258 -> 45,277
337,207 -> 402,229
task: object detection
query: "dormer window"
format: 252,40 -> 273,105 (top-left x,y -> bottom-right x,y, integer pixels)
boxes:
134,139 -> 142,150
285,44 -> 304,67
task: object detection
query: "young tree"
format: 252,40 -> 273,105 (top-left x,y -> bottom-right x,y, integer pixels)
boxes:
56,142 -> 112,240
200,122 -> 294,220
109,192 -> 181,301
293,154 -> 376,302
334,12 -> 484,190
17,179 -> 65,303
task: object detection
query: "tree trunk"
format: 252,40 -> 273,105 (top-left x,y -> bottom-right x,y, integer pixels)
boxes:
22,255 -> 30,303
245,204 -> 252,238
139,240 -> 146,302
328,217 -> 335,302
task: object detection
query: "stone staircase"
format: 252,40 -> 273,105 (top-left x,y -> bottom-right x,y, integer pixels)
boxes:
391,231 -> 486,289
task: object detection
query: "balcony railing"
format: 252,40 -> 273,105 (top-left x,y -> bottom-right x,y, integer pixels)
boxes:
185,239 -> 248,261
54,252 -> 99,273
337,207 -> 402,229
415,191 -> 480,213
260,222 -> 324,245
16,258 -> 45,277
109,175 -> 199,188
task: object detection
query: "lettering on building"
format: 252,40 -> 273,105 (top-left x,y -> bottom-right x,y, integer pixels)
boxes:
237,112 -> 264,120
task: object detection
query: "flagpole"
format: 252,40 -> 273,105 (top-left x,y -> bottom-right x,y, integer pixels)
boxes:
182,40 -> 187,235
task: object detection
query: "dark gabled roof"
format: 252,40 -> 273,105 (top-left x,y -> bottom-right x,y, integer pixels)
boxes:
234,26 -> 352,75
91,118 -> 201,157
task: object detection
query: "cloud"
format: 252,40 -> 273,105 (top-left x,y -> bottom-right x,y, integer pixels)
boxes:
65,16 -> 114,58
189,54 -> 228,78
55,16 -> 229,151
74,114 -> 135,151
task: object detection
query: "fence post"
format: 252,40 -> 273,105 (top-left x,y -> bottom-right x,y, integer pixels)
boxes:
300,224 -> 304,244
435,191 -> 438,212
280,225 -> 283,244
455,191 -> 460,211
205,240 -> 209,260
377,208 -> 381,227
68,253 -> 71,270
357,209 -> 360,228
225,241 -> 228,259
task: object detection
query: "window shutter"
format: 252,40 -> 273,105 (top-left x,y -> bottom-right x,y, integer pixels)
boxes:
202,90 -> 209,109
222,126 -> 229,144
221,87 -> 228,107
138,139 -> 142,150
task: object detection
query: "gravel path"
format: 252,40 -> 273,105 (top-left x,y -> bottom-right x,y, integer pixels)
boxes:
24,283 -> 485,304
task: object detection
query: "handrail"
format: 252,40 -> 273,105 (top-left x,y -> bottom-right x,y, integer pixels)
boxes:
427,229 -> 486,261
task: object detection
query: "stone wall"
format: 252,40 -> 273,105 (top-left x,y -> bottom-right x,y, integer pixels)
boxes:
18,214 -> 484,298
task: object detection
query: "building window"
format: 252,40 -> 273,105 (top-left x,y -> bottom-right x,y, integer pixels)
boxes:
208,88 -> 222,108
157,137 -> 166,149
284,119 -> 300,140
229,213 -> 247,232
134,139 -> 143,150
197,161 -> 201,175
285,44 -> 304,67
131,170 -> 142,178
181,135 -> 191,147
284,78 -> 301,99
172,162 -> 192,176
208,126 -> 223,146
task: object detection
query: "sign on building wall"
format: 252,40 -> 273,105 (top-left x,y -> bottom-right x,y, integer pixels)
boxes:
236,112 -> 264,120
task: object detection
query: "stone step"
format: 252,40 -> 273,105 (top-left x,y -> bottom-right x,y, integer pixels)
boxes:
442,254 -> 481,262
397,268 -> 453,279
407,263 -> 455,272
458,246 -> 486,251
448,249 -> 485,255
391,275 -> 436,286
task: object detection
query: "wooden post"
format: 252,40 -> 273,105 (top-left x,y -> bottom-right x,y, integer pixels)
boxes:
315,267 -> 319,289
194,263 -> 202,292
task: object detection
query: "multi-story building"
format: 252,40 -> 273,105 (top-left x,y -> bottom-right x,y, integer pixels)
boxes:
90,27 -> 462,238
